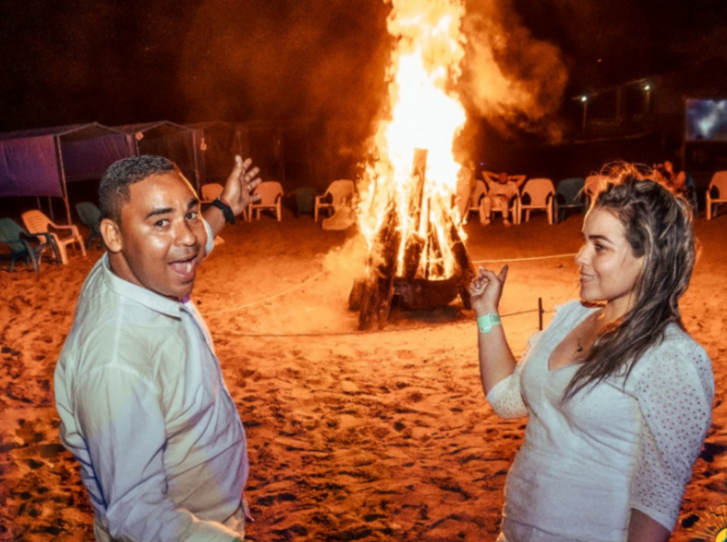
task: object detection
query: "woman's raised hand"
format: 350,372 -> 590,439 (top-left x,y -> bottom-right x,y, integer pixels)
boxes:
469,265 -> 509,316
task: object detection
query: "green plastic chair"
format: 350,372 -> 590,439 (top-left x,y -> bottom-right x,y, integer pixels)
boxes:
554,177 -> 586,224
293,187 -> 317,217
0,218 -> 56,273
76,202 -> 104,249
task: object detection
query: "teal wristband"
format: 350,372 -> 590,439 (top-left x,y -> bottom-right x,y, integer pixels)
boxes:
477,313 -> 501,333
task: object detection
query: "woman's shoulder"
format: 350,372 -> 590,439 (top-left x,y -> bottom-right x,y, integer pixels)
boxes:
622,323 -> 713,393
655,324 -> 710,362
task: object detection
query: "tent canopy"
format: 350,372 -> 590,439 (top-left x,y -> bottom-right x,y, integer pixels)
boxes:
187,121 -> 247,184
116,121 -> 201,191
0,123 -> 132,199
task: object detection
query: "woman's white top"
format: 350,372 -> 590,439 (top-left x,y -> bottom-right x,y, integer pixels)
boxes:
487,301 -> 714,542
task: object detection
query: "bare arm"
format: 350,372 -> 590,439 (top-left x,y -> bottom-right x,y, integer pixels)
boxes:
203,156 -> 261,239
627,509 -> 670,542
481,171 -> 497,187
469,265 -> 518,394
511,175 -> 527,188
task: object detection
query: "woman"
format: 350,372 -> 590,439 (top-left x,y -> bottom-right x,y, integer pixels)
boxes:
470,166 -> 713,542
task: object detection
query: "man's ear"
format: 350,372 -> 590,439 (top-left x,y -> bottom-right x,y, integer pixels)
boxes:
101,218 -> 123,253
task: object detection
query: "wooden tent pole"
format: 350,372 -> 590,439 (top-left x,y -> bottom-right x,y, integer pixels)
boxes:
54,135 -> 72,225
191,129 -> 202,194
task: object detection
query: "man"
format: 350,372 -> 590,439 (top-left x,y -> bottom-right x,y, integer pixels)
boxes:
480,171 -> 527,227
55,155 -> 261,542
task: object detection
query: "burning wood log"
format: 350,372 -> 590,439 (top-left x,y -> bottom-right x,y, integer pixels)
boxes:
355,201 -> 402,329
351,149 -> 474,329
402,149 -> 428,280
449,221 -> 474,310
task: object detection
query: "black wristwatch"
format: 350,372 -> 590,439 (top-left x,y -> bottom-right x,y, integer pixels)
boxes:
210,197 -> 236,225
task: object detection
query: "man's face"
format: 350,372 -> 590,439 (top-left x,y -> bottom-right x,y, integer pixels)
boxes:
497,173 -> 508,184
109,172 -> 207,300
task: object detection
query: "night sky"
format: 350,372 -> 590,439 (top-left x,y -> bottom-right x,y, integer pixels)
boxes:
1,0 -> 726,135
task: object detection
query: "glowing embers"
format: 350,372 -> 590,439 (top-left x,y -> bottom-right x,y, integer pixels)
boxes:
350,150 -> 473,329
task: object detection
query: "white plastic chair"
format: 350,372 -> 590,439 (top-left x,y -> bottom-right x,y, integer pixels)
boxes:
706,171 -> 727,219
467,180 -> 487,220
200,182 -> 248,222
22,209 -> 86,265
518,178 -> 555,224
249,181 -> 283,221
200,183 -> 224,203
315,180 -> 355,222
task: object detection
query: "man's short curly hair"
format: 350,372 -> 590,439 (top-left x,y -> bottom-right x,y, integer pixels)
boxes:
99,155 -> 180,222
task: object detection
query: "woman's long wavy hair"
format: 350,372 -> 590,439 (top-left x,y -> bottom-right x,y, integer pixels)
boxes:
564,163 -> 696,400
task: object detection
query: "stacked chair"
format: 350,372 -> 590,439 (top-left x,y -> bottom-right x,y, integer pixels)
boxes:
22,210 -> 86,265
0,218 -> 56,273
314,180 -> 355,222
315,180 -> 356,230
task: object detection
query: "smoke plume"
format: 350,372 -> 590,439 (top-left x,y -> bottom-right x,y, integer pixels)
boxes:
458,0 -> 569,140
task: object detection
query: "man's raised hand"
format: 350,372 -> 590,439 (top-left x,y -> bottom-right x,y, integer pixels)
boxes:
223,156 -> 262,218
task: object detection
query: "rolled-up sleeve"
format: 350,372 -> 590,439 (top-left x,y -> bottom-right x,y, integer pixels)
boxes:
485,331 -> 541,419
77,364 -> 242,542
629,341 -> 714,531
486,369 -> 527,418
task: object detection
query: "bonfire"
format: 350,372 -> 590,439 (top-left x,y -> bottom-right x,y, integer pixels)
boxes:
350,0 -> 474,329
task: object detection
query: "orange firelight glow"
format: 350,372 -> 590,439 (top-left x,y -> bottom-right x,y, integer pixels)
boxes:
357,0 -> 468,280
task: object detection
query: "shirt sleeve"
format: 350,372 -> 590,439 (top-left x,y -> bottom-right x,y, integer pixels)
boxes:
76,364 -> 242,542
202,218 -> 215,257
629,339 -> 714,531
485,331 -> 540,419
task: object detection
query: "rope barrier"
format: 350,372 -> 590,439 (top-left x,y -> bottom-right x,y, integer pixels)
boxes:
204,270 -> 328,315
472,252 -> 577,264
205,252 -> 576,317
217,305 -> 555,338
202,251 -> 576,328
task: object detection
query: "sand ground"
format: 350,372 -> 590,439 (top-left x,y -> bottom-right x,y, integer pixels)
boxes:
1,207 -> 726,541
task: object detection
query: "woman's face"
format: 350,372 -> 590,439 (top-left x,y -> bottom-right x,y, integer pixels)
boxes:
576,208 -> 645,318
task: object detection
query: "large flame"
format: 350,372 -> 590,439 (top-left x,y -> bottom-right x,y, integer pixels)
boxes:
357,0 -> 468,280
